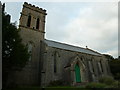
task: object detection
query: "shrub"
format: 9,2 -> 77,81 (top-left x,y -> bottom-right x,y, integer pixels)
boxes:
48,80 -> 65,87
112,81 -> 119,88
85,82 -> 106,88
103,81 -> 119,88
115,73 -> 120,80
118,81 -> 120,88
98,76 -> 114,85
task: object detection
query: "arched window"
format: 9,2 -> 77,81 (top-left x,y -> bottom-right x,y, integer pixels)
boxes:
88,60 -> 96,81
98,60 -> 103,73
28,43 -> 32,61
53,51 -> 60,73
91,59 -> 95,73
54,51 -> 57,73
100,60 -> 103,72
27,15 -> 31,27
36,18 -> 40,29
88,61 -> 93,73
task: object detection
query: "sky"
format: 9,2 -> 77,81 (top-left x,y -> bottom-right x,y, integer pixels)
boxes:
3,1 -> 118,58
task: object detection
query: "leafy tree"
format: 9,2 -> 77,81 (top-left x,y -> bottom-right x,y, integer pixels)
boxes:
109,59 -> 120,80
103,54 -> 114,61
2,3 -> 29,88
103,54 -> 120,80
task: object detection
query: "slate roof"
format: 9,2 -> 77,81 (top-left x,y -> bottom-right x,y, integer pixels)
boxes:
44,39 -> 102,56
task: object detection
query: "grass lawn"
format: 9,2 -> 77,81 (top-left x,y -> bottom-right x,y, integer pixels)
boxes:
2,86 -> 90,90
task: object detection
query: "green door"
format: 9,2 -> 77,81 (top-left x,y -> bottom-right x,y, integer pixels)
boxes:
75,64 -> 81,82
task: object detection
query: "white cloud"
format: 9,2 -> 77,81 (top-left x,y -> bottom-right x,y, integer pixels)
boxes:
45,2 -> 118,58
5,2 -> 118,58
62,3 -> 118,57
1,0 -> 119,2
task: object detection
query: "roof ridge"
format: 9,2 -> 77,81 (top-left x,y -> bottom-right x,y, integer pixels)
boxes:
86,48 -> 102,55
45,39 -> 86,50
44,39 -> 102,56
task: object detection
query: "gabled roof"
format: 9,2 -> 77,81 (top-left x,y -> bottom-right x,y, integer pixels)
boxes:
44,39 -> 102,56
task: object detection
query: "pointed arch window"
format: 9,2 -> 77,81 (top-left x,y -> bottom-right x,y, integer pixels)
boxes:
54,51 -> 57,73
36,18 -> 40,30
100,60 -> 103,72
88,60 -> 96,81
88,61 -> 93,73
27,15 -> 31,27
27,43 -> 33,61
91,59 -> 95,73
98,60 -> 103,73
53,51 -> 60,73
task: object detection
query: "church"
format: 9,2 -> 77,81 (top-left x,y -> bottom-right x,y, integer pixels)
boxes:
13,2 -> 111,86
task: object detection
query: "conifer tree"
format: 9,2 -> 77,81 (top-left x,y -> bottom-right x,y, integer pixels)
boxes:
2,3 -> 29,88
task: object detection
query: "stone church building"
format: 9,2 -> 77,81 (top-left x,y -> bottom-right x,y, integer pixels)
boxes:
13,2 -> 111,86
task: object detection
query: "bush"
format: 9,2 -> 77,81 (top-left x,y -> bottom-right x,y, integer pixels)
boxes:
115,73 -> 120,80
112,81 -> 119,88
118,81 -> 120,88
48,80 -> 65,87
85,82 -> 106,88
98,76 -> 114,85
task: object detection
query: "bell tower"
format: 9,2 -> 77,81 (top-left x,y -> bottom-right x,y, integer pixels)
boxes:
16,2 -> 47,86
19,2 -> 47,40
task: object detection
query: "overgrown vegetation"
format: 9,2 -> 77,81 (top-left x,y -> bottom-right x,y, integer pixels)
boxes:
104,54 -> 120,81
109,59 -> 120,80
98,76 -> 114,85
2,3 -> 29,88
48,80 -> 66,87
85,76 -> 120,88
85,82 -> 106,88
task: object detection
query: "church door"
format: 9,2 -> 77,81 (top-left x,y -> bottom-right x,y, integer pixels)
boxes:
75,64 -> 81,82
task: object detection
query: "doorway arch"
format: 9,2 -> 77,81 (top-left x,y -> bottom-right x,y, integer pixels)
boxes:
70,56 -> 86,84
75,63 -> 81,82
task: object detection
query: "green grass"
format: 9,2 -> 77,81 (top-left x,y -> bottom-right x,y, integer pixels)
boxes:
46,86 -> 75,88
2,86 -> 90,90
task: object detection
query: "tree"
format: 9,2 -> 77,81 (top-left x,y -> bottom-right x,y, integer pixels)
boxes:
103,54 -> 120,80
118,56 -> 120,60
2,3 -> 29,88
103,54 -> 114,61
109,59 -> 120,80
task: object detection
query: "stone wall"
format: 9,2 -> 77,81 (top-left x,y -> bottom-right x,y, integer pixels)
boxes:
41,45 -> 111,86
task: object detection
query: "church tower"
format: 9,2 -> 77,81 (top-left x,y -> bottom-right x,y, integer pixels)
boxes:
19,2 -> 47,40
16,2 -> 47,86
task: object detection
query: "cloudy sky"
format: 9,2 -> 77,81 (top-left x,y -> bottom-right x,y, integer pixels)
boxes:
4,1 -> 118,58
